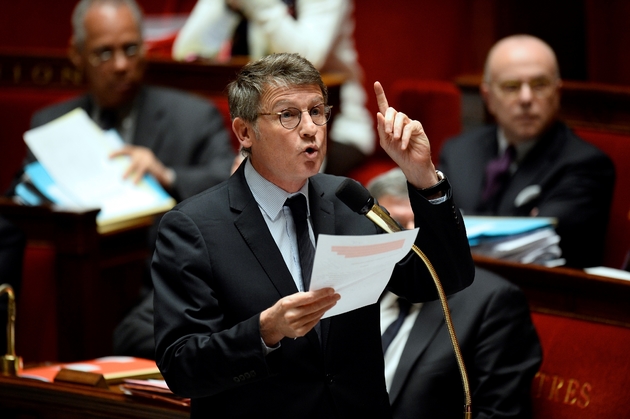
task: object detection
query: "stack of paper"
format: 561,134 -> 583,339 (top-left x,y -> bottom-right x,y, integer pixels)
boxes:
19,356 -> 161,383
16,108 -> 176,231
464,216 -> 565,266
120,378 -> 190,407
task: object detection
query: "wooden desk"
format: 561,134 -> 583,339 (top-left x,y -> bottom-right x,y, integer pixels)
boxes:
0,198 -> 155,362
0,375 -> 189,419
473,254 -> 630,327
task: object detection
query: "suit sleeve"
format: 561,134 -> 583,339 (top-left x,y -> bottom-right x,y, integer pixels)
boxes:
471,284 -> 542,418
387,184 -> 475,302
169,102 -> 235,201
152,209 -> 275,398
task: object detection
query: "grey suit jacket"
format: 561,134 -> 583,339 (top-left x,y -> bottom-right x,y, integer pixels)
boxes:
439,122 -> 615,268
152,161 -> 475,418
26,85 -> 234,201
389,267 -> 542,419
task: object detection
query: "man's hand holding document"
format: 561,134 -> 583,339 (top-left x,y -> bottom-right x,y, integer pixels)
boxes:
21,108 -> 175,230
311,228 -> 419,318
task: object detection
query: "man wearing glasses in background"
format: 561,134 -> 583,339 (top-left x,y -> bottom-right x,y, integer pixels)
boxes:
439,34 -> 615,268
12,0 -> 235,203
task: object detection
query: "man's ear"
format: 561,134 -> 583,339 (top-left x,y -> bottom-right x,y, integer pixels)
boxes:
232,117 -> 254,149
68,36 -> 84,70
480,82 -> 495,116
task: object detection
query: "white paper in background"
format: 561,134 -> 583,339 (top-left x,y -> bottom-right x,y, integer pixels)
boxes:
24,108 -> 126,208
23,108 -> 174,222
310,228 -> 419,318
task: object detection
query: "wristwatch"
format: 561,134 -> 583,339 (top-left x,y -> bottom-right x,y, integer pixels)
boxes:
418,170 -> 449,199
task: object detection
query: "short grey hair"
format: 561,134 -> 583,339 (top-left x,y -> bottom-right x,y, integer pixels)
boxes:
72,0 -> 144,50
227,53 -> 328,157
367,168 -> 408,201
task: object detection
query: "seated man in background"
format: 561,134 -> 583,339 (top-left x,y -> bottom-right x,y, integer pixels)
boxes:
369,168 -> 542,419
11,0 -> 235,203
9,0 -> 236,331
439,34 -> 615,268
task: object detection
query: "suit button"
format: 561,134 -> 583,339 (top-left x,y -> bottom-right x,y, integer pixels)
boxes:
326,374 -> 334,384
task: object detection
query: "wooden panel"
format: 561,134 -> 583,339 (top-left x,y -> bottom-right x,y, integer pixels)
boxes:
473,255 -> 630,328
0,375 -> 189,419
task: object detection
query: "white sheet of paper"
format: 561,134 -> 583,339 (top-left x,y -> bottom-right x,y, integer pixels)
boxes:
23,108 -> 175,224
310,228 -> 419,318
24,108 -> 124,208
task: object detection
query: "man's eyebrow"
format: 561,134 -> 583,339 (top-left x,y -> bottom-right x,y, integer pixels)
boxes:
272,98 -> 325,109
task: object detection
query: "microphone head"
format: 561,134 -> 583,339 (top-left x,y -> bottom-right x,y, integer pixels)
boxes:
335,178 -> 374,215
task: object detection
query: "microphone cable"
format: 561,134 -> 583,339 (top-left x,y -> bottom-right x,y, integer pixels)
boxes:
336,178 -> 472,419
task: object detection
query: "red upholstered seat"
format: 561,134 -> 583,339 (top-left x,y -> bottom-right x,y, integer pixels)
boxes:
16,243 -> 58,363
530,312 -> 630,418
573,127 -> 630,269
347,79 -> 462,186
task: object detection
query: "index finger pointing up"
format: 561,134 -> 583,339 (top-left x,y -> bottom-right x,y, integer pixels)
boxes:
374,81 -> 389,114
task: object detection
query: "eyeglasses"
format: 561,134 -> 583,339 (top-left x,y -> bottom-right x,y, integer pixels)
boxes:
493,77 -> 558,99
258,104 -> 333,130
88,44 -> 141,67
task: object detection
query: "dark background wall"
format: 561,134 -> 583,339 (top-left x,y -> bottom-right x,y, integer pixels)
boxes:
1,0 -> 628,108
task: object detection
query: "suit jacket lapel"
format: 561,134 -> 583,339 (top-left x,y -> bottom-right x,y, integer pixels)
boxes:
229,166 -> 330,349
470,130 -> 499,211
388,300 -> 445,404
229,165 -> 298,298
498,122 -> 566,213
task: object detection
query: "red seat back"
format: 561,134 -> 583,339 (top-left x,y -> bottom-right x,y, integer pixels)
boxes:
530,312 -> 630,418
573,127 -> 630,269
390,79 -> 462,166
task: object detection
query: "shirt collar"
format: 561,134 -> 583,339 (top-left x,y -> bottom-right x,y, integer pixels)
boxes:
497,128 -> 538,164
244,159 -> 311,221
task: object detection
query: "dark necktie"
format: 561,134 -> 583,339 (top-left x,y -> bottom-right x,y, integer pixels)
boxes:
99,109 -> 118,131
285,194 -> 315,291
482,145 -> 516,204
382,297 -> 411,353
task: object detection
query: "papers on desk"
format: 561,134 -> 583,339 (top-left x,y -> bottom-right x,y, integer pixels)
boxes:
19,356 -> 161,383
310,228 -> 419,318
18,108 -> 176,231
464,216 -> 565,267
120,378 -> 190,407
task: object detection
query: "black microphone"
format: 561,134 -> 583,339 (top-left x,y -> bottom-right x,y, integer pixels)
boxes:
335,178 -> 473,418
335,178 -> 405,234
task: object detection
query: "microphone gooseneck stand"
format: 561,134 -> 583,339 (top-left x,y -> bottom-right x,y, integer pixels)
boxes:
336,179 -> 472,419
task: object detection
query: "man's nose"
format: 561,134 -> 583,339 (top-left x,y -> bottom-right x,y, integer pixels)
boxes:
112,50 -> 131,71
299,110 -> 318,135
518,83 -> 533,102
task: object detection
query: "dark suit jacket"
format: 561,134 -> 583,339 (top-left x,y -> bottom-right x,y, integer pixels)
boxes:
23,85 -> 234,202
439,122 -> 615,268
389,267 -> 542,419
152,161 -> 475,418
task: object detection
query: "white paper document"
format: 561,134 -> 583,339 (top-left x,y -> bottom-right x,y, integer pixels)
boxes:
22,108 -> 175,227
310,228 -> 419,318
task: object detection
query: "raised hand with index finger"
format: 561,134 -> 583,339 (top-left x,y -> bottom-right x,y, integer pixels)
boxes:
373,81 -> 439,190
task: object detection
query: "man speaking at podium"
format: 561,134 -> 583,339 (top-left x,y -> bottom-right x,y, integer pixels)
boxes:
152,52 -> 474,418
13,0 -> 235,203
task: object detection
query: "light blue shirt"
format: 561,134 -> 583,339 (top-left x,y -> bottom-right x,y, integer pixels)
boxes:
244,159 -> 315,292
